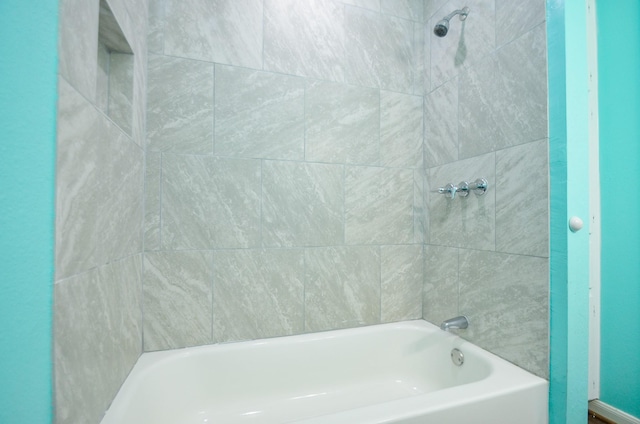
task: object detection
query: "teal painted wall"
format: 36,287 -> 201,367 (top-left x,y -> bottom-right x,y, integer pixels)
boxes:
598,0 -> 640,418
0,1 -> 58,423
547,0 -> 591,422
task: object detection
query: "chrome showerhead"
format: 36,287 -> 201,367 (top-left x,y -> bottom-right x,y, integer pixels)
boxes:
434,19 -> 449,37
433,7 -> 469,38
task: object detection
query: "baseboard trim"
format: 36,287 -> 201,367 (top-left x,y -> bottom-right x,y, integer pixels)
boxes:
589,400 -> 640,424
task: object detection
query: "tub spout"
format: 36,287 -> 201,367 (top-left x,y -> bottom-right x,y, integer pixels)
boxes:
440,316 -> 469,331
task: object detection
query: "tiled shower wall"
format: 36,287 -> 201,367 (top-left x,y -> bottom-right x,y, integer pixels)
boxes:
54,0 -> 148,422
143,0 -> 427,350
422,0 -> 549,378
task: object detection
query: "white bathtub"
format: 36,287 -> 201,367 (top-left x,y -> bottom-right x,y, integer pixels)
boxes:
101,320 -> 548,424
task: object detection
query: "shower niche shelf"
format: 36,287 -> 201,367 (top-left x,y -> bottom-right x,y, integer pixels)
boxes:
96,0 -> 133,135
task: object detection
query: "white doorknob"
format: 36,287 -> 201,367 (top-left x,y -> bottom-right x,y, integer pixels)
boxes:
569,216 -> 584,232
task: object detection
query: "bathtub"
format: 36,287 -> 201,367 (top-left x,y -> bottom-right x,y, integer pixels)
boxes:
100,320 -> 548,424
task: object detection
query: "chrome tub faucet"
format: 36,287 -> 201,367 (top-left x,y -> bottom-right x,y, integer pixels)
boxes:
440,316 -> 469,331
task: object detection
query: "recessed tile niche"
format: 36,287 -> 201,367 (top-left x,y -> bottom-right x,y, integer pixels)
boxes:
96,0 -> 133,135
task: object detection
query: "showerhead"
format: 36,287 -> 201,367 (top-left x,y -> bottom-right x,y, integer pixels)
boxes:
433,7 -> 469,38
434,20 -> 449,37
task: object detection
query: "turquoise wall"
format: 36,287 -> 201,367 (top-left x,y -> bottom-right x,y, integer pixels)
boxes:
598,0 -> 640,418
547,0 -> 591,422
0,1 -> 58,422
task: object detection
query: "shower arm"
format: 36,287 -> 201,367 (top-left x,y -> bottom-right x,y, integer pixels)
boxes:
443,7 -> 469,22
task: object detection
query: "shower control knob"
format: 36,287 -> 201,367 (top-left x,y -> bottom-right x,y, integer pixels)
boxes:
569,216 -> 584,232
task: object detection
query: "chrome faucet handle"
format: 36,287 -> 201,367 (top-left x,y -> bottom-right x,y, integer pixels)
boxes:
457,181 -> 470,197
469,178 -> 488,196
435,183 -> 458,199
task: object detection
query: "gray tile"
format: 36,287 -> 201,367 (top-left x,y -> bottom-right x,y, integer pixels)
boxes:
413,22 -> 426,95
381,0 -> 424,21
263,161 -> 344,247
424,78 -> 458,167
144,151 -> 162,250
56,79 -> 101,280
423,245 -> 459,325
459,250 -> 549,378
346,8 -> 415,93
143,251 -> 213,351
164,0 -> 263,68
107,52 -> 134,135
305,80 -> 380,165
429,0 -> 496,89
458,24 -> 547,158
58,0 -> 99,102
100,255 -> 144,385
215,65 -> 305,160
131,46 -> 147,148
264,0 -> 345,82
162,155 -> 261,249
147,0 -> 165,53
345,166 -> 414,244
55,269 -> 109,424
380,91 -> 423,168
424,0 -> 448,21
96,119 -> 143,265
96,44 -> 110,112
54,256 -> 142,424
147,54 -> 214,154
381,245 -> 423,322
496,139 -> 549,257
428,152 -> 495,250
496,0 -> 546,47
342,0 -> 381,11
213,249 -> 305,342
414,169 -> 427,243
131,47 -> 148,149
305,246 -> 381,331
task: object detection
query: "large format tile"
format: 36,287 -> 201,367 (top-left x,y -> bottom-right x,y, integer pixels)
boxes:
143,251 -> 213,351
459,250 -> 549,378
380,91 -> 423,168
107,52 -> 134,135
213,249 -> 305,342
147,54 -> 214,154
264,0 -> 344,81
305,80 -> 379,165
58,0 -> 99,101
345,166 -> 414,244
429,0 -> 496,90
423,245 -> 459,325
346,7 -> 415,93
458,24 -> 547,158
424,78 -> 458,167
162,155 -> 261,249
342,0 -> 380,11
305,246 -> 381,331
164,0 -> 263,68
424,0 -> 448,21
428,152 -> 496,250
144,151 -> 161,250
215,65 -> 305,160
55,269 -> 109,424
55,255 -> 142,424
381,245 -> 423,322
414,169 -> 427,244
496,139 -> 549,257
147,0 -> 165,53
262,161 -> 343,247
96,120 -> 143,265
56,79 -> 101,279
496,0 -> 546,47
381,0 -> 423,21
